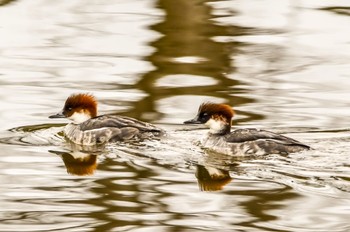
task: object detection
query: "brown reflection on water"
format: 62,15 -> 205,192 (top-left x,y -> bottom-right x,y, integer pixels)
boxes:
320,6 -> 350,16
195,165 -> 232,191
0,0 -> 15,6
50,157 -> 303,231
121,0 -> 259,123
235,184 -> 301,231
78,160 -> 169,231
50,150 -> 98,176
49,141 -> 107,176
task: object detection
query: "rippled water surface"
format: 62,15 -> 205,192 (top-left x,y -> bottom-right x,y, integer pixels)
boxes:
1,0 -> 350,231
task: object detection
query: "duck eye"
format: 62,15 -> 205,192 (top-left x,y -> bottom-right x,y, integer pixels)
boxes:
67,107 -> 72,111
200,112 -> 208,118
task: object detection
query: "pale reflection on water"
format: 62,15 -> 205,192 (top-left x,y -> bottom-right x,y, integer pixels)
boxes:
1,0 -> 350,231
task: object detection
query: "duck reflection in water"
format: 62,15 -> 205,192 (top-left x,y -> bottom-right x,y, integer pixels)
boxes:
195,149 -> 256,191
49,141 -> 104,176
196,165 -> 232,191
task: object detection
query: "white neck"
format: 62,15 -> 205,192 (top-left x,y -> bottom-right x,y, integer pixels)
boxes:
205,118 -> 229,134
68,111 -> 91,124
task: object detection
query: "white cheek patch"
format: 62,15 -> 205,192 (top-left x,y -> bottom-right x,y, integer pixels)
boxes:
70,151 -> 91,160
68,111 -> 91,124
205,166 -> 227,179
205,118 -> 225,134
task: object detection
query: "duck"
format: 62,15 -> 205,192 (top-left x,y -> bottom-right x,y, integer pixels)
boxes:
49,93 -> 164,145
184,102 -> 310,156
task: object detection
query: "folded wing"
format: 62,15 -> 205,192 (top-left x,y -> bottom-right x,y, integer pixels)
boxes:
226,128 -> 310,149
79,115 -> 163,133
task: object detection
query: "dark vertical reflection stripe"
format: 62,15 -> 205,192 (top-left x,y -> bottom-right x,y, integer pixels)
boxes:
121,0 -> 261,124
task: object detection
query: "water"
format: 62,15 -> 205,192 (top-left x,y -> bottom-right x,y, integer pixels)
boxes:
1,0 -> 350,231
